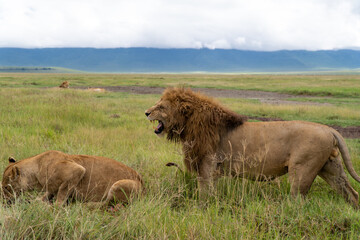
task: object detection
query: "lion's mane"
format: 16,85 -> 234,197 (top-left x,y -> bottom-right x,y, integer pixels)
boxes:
162,88 -> 247,172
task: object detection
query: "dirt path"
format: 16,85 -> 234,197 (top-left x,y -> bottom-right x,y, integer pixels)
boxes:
80,85 -> 329,105
75,85 -> 360,138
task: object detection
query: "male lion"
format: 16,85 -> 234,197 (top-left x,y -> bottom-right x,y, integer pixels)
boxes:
1,150 -> 143,206
145,88 -> 360,207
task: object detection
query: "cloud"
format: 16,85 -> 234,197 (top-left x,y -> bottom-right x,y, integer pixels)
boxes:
1,0 -> 360,50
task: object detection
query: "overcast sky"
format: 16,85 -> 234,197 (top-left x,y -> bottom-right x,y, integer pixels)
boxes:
1,0 -> 360,51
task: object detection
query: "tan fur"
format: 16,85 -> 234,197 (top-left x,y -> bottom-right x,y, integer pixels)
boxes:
59,81 -> 69,88
145,88 -> 360,207
1,150 -> 143,206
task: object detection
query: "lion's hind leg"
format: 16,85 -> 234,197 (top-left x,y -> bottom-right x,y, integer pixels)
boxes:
105,179 -> 142,206
318,156 -> 359,208
288,154 -> 328,198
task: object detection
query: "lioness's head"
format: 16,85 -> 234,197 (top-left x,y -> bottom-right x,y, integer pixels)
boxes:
1,157 -> 23,202
59,81 -> 69,88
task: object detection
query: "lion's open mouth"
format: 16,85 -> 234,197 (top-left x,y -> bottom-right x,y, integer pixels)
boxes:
154,121 -> 164,134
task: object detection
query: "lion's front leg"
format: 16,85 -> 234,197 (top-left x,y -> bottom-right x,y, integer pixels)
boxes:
197,156 -> 218,199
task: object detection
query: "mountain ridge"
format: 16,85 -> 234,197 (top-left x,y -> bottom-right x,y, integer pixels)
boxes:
1,47 -> 360,72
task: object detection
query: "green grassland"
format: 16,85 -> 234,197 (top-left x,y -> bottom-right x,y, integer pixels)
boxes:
0,74 -> 360,239
1,73 -> 360,97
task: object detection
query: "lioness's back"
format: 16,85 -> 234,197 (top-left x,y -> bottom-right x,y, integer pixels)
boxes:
36,151 -> 142,202
72,154 -> 142,182
67,154 -> 142,201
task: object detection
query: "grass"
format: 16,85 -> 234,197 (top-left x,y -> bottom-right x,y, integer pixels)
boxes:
222,98 -> 360,127
0,74 -> 360,239
286,97 -> 360,111
1,73 -> 360,97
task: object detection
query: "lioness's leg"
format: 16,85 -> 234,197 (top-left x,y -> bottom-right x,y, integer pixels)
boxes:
105,179 -> 142,205
46,162 -> 86,206
319,157 -> 359,208
39,191 -> 54,202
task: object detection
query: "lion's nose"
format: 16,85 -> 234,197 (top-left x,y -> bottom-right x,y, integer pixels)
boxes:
145,111 -> 150,117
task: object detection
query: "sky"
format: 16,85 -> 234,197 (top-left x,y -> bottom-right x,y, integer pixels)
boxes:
1,0 -> 360,51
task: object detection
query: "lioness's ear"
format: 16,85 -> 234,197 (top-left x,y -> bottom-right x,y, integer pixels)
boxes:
8,157 -> 16,163
10,166 -> 20,180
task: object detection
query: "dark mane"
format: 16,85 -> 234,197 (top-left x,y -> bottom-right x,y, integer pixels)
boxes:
161,88 -> 247,172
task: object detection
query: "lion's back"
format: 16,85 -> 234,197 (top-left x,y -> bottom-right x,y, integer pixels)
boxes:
220,121 -> 335,171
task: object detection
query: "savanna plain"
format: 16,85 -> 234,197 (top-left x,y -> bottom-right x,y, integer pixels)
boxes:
0,73 -> 360,239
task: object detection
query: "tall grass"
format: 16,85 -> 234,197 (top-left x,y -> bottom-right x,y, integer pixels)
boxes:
0,84 -> 360,239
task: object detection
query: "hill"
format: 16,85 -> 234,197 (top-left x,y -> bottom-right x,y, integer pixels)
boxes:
1,48 -> 360,72
0,66 -> 83,73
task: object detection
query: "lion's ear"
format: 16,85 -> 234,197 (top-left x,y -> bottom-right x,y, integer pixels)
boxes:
180,102 -> 193,117
224,112 -> 247,130
8,157 -> 16,163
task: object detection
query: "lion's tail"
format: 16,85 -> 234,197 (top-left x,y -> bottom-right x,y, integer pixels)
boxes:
331,129 -> 360,183
165,162 -> 184,174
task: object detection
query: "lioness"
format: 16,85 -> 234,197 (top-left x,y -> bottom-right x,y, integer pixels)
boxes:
2,150 -> 143,206
59,81 -> 69,88
145,88 -> 360,207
